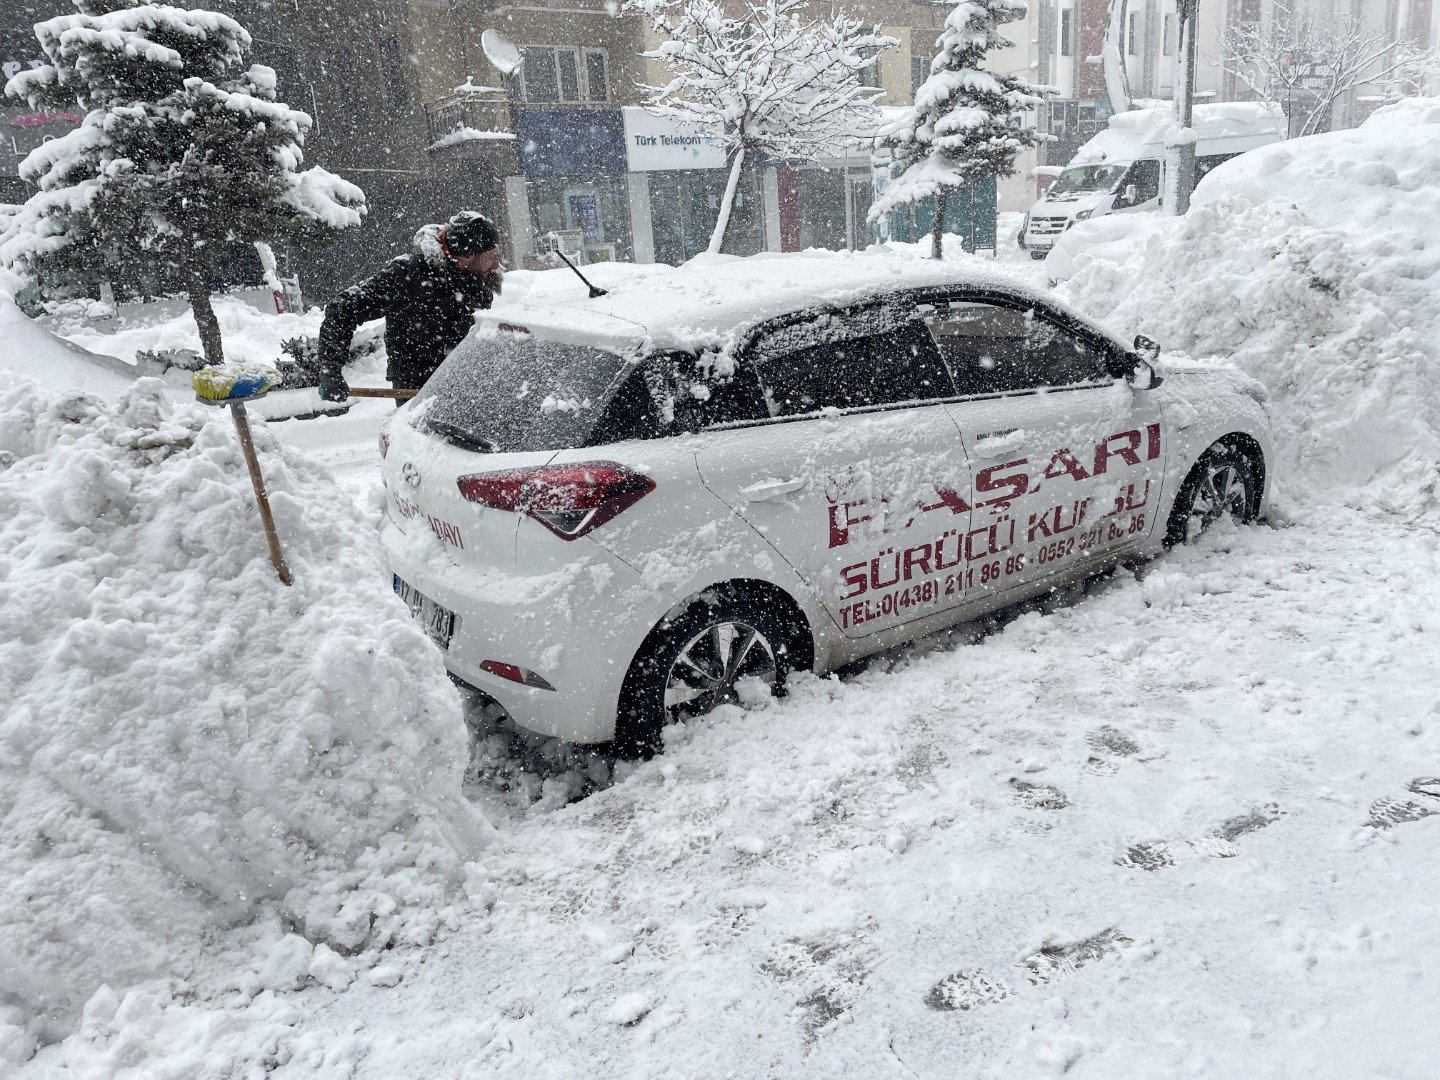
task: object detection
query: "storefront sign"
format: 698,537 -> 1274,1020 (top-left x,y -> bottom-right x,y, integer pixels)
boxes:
623,107 -> 725,172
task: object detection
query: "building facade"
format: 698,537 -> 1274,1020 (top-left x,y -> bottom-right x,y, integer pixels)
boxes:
6,0 -> 1437,295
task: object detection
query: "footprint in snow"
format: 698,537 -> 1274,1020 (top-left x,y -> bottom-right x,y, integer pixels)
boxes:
1022,928 -> 1132,986
1086,725 -> 1141,758
924,970 -> 1011,1012
1366,796 -> 1436,830
1084,725 -> 1142,776
924,929 -> 1130,1014
1116,804 -> 1283,870
1009,777 -> 1069,811
1406,777 -> 1440,800
1115,841 -> 1174,871
761,922 -> 878,1040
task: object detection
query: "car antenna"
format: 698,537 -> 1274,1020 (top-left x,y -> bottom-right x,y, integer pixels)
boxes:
551,249 -> 608,298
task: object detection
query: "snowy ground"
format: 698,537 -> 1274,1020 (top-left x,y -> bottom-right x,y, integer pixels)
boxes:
9,110 -> 1440,1074
24,504 -> 1440,1077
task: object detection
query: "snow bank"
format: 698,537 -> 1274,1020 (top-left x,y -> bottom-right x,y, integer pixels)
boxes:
0,380 -> 491,1057
1055,103 -> 1440,518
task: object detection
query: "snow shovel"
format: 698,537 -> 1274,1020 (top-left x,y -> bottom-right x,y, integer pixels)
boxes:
347,387 -> 418,400
192,366 -> 294,586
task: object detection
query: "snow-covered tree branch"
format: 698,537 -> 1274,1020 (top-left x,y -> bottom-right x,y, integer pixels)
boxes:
632,0 -> 896,255
1222,6 -> 1435,138
0,0 -> 366,365
870,0 -> 1046,259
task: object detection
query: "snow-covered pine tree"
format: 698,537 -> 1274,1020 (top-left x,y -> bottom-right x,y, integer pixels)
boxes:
634,0 -> 895,255
1,0 -> 365,364
870,0 -> 1044,259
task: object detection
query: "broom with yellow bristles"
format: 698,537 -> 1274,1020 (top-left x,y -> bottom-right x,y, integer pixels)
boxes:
192,365 -> 294,586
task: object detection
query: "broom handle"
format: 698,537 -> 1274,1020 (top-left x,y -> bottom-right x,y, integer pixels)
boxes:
231,401 -> 294,586
347,387 -> 418,399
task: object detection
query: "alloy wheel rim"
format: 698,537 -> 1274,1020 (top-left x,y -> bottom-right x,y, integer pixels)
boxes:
1189,462 -> 1249,534
663,620 -> 778,720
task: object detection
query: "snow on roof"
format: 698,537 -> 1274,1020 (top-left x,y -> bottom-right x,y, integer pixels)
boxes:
1071,102 -> 1285,165
480,249 -> 1072,353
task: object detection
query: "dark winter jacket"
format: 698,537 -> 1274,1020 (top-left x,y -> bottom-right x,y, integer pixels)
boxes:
318,225 -> 500,388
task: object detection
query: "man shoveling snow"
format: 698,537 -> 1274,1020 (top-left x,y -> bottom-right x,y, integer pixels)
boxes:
317,212 -> 504,403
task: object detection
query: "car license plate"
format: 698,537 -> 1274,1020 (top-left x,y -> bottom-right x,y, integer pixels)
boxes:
394,576 -> 457,650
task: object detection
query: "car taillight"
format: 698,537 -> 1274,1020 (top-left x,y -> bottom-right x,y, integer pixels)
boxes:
456,461 -> 655,541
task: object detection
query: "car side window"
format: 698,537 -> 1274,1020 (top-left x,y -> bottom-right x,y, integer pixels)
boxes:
749,304 -> 953,417
1116,158 -> 1161,207
588,363 -> 662,445
922,300 -> 1112,395
694,363 -> 770,427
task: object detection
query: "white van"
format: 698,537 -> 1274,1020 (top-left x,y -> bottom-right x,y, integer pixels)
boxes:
1019,103 -> 1284,259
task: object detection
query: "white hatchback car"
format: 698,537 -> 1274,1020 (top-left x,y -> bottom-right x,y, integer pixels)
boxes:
380,258 -> 1272,756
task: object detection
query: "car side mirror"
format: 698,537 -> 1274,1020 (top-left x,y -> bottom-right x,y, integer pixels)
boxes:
1128,357 -> 1163,389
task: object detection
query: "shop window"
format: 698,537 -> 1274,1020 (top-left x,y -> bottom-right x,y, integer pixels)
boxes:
558,50 -> 581,101
585,49 -> 609,101
911,55 -> 929,97
858,45 -> 882,89
521,46 -> 610,103
378,35 -> 410,109
1060,8 -> 1072,56
522,47 -> 559,101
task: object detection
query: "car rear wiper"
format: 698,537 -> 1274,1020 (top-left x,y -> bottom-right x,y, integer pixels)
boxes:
423,418 -> 499,454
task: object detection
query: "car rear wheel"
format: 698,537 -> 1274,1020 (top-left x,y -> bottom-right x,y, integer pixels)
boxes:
1030,251 -> 1047,261
615,595 -> 791,759
1166,443 -> 1259,545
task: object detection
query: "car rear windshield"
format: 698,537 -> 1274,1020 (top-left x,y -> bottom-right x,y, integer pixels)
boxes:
411,330 -> 634,453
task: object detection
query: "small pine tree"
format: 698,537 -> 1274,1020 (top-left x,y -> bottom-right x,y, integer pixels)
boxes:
1,0 -> 366,364
870,0 -> 1044,259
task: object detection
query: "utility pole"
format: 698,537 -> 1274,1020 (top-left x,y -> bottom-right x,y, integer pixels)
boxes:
1164,0 -> 1200,214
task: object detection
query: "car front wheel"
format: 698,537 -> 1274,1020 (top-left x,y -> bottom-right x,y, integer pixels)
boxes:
615,595 -> 791,759
1165,443 -> 1259,545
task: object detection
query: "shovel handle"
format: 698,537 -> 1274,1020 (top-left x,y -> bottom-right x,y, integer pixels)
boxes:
347,387 -> 418,400
231,401 -> 294,586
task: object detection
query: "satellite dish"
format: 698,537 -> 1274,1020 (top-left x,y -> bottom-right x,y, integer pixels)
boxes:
481,30 -> 523,76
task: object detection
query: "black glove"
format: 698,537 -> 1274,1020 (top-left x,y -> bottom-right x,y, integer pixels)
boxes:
317,369 -> 350,402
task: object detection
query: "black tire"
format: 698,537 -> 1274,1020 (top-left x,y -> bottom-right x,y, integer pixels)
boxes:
614,593 -> 793,759
1030,251 -> 1047,261
1165,443 -> 1260,546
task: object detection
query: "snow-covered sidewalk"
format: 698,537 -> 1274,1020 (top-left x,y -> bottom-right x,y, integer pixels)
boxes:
29,502 -> 1440,1078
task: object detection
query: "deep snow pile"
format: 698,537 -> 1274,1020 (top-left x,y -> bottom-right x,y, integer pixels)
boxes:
0,380 -> 490,1059
1053,99 -> 1440,519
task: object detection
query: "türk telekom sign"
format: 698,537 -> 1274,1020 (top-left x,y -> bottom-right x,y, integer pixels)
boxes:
622,107 -> 725,172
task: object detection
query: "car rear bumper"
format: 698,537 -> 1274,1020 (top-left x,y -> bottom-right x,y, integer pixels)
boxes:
381,519 -> 676,744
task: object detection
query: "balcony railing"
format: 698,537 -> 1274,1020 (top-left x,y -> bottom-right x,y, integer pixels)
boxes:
425,86 -> 516,151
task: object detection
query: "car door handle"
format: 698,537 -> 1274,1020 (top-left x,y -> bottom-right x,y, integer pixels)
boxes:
974,429 -> 1026,458
742,477 -> 807,502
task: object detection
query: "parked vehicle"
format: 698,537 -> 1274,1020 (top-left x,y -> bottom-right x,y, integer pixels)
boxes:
1019,103 -> 1284,259
380,257 -> 1273,755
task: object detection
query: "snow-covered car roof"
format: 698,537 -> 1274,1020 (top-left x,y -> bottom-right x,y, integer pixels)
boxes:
1071,102 -> 1285,166
477,252 -> 1097,355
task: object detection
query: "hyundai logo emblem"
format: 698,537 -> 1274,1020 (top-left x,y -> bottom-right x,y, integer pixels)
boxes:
402,462 -> 422,490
